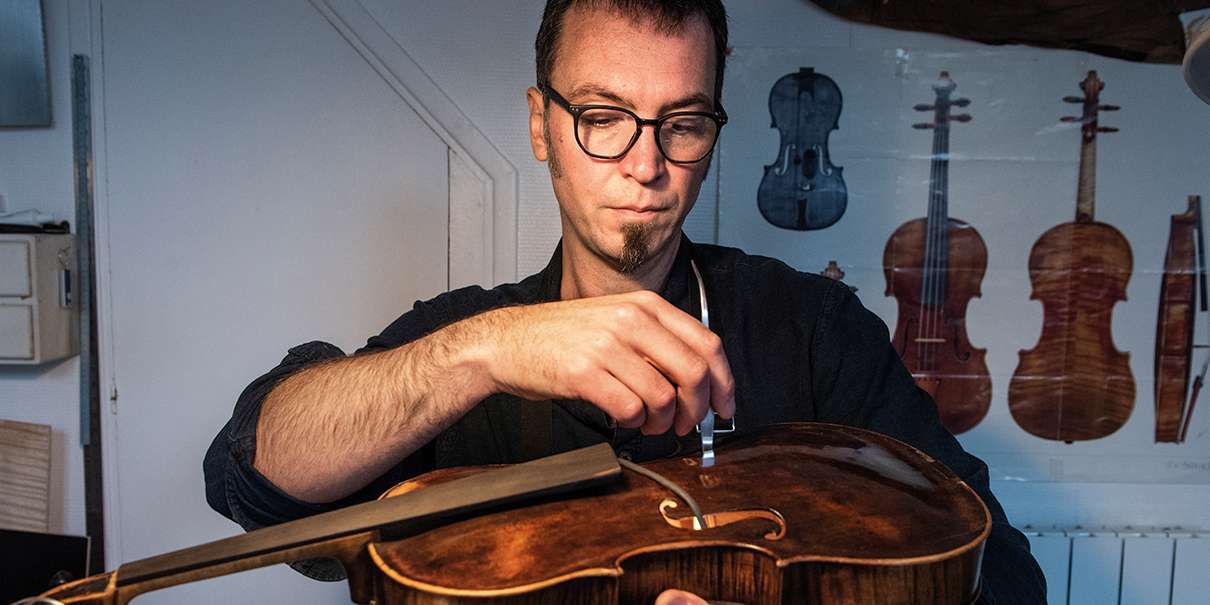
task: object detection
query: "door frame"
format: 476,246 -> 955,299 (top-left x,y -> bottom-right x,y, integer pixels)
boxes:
82,0 -> 517,567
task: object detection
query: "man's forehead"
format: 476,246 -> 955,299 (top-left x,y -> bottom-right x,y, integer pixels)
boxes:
551,4 -> 716,102
566,82 -> 714,112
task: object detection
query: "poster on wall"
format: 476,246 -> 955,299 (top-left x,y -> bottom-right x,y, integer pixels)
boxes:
718,46 -> 1210,484
0,0 -> 52,127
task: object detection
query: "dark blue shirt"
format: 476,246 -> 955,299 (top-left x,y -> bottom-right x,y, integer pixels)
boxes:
204,236 -> 1045,603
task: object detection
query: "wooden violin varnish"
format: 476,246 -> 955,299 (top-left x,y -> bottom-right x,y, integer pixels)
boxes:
1009,71 -> 1136,442
32,425 -> 989,604
883,71 -> 992,435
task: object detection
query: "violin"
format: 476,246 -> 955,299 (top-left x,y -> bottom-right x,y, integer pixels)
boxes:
33,424 -> 989,604
1008,71 -> 1135,442
1155,195 -> 1207,443
757,68 -> 847,231
819,260 -> 856,292
883,72 -> 991,434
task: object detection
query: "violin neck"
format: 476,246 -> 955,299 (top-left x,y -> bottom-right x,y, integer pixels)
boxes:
39,443 -> 621,605
1076,133 -> 1097,222
922,124 -> 951,306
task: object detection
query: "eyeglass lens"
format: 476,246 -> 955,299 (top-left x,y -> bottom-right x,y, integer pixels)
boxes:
577,108 -> 718,162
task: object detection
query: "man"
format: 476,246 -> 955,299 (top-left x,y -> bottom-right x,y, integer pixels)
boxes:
205,1 -> 1046,602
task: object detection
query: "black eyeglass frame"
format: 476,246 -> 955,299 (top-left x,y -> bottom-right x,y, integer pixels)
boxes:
539,84 -> 728,164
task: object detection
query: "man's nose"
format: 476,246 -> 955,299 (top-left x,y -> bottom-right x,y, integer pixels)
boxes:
618,125 -> 667,184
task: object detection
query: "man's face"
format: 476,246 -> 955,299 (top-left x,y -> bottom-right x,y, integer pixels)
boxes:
527,6 -> 717,274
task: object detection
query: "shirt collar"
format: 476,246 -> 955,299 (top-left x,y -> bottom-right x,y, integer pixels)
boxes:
535,233 -> 698,317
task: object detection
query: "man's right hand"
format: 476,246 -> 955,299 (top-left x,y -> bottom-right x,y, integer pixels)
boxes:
255,289 -> 735,503
479,290 -> 735,436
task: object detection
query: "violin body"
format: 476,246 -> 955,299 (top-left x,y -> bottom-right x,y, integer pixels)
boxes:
1154,196 -> 1201,442
39,425 -> 989,605
882,72 -> 989,435
1008,71 -> 1135,442
884,217 -> 991,434
757,68 -> 847,231
371,424 -> 988,604
1009,222 -> 1135,441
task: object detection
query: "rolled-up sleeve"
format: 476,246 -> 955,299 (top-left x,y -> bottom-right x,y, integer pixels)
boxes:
203,290 -> 466,528
202,341 -> 360,580
202,292 -> 473,579
203,341 -> 348,531
810,282 -> 1047,604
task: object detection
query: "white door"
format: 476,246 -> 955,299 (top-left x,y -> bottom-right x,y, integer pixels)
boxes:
98,0 -> 449,602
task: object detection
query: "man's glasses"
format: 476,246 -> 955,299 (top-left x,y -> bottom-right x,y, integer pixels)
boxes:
540,84 -> 727,164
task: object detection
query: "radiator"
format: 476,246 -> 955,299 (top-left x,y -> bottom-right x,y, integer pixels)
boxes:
1024,527 -> 1210,605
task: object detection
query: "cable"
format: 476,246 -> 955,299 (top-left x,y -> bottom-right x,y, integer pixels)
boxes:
617,458 -> 707,530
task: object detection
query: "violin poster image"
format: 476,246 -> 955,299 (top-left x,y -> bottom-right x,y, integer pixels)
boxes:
883,71 -> 991,435
1008,71 -> 1136,443
757,67 -> 847,230
819,259 -> 857,291
719,46 -> 1210,484
1155,195 -> 1208,443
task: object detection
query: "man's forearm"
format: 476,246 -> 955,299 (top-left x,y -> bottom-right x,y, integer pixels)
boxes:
253,315 -> 495,503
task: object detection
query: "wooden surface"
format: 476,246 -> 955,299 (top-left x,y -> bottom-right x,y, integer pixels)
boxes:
120,442 -> 619,585
1009,72 -> 1135,442
1154,197 -> 1200,442
884,218 -> 992,435
371,423 -> 990,604
882,73 -> 989,436
0,419 -> 51,532
807,0 -> 1210,64
37,443 -> 621,605
36,426 -> 988,604
1009,221 -> 1135,441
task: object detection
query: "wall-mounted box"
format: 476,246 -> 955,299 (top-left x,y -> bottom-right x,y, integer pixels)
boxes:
0,234 -> 77,364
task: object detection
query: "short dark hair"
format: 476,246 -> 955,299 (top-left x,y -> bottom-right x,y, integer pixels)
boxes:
535,0 -> 729,104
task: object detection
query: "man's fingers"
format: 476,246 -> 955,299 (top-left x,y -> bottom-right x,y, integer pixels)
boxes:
632,293 -> 736,420
654,589 -> 709,605
547,292 -> 734,436
581,369 -> 646,429
671,385 -> 700,436
605,354 -> 678,435
620,320 -> 713,433
673,360 -> 711,435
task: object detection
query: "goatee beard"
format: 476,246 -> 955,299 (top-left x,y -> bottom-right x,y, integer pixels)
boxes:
618,223 -> 652,274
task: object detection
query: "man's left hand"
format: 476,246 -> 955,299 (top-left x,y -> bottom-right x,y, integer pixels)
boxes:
654,589 -> 709,605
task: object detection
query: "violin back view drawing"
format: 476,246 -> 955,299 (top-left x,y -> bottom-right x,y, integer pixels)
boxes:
1008,71 -> 1135,442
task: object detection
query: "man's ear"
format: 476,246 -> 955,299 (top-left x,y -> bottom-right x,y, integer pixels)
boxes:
526,86 -> 549,162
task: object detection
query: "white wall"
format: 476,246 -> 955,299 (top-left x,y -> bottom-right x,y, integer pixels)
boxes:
357,0 -> 721,274
2,0 -> 1208,598
93,1 -> 452,603
0,0 -> 86,537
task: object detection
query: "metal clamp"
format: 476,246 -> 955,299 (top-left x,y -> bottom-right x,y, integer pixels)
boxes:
690,259 -> 734,468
